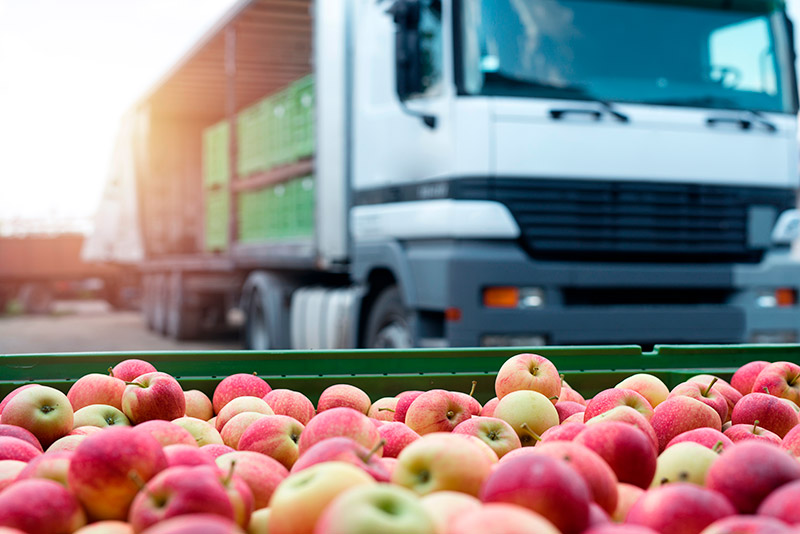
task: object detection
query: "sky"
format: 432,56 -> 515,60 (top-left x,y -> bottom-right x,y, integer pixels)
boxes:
1,0 -> 800,234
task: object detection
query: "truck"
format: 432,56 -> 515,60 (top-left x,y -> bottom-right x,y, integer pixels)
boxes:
86,0 -> 800,349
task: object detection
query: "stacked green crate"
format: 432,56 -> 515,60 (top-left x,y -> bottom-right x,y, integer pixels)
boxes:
268,93 -> 294,167
205,190 -> 229,251
237,105 -> 265,178
297,176 -> 315,236
202,121 -> 230,187
290,76 -> 314,160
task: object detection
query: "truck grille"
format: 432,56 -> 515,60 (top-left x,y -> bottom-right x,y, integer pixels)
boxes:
457,178 -> 796,263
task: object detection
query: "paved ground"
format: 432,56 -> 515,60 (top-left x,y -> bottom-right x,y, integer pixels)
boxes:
0,301 -> 242,354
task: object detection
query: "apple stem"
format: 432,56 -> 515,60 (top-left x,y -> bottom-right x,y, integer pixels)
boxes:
469,381 -> 477,398
446,410 -> 455,419
560,374 -> 565,387
108,366 -> 115,377
712,441 -> 724,454
763,387 -> 771,395
224,460 -> 237,486
378,408 -> 396,413
252,372 -> 258,376
753,420 -> 760,433
549,396 -> 559,401
124,381 -> 145,388
519,422 -> 542,442
702,377 -> 719,397
129,470 -> 155,502
363,439 -> 387,464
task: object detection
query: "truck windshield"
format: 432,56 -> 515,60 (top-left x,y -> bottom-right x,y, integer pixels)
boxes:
457,0 -> 797,113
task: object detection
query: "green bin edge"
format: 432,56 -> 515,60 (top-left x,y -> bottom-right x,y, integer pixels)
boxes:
1,344 -> 798,403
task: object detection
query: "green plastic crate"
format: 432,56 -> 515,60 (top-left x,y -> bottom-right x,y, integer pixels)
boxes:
202,121 -> 230,187
204,189 -> 230,251
1,345 -> 799,402
268,92 -> 293,168
289,76 -> 314,160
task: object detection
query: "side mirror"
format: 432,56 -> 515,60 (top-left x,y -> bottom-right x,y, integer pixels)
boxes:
389,0 -> 424,100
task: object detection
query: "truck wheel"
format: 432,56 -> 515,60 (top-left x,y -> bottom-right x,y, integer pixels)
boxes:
245,286 -> 271,350
166,272 -> 201,341
364,286 -> 413,349
143,276 -> 155,330
18,283 -> 53,315
151,274 -> 169,335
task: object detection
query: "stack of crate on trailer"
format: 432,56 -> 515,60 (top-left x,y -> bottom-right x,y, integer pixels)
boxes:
204,75 -> 315,249
202,121 -> 230,252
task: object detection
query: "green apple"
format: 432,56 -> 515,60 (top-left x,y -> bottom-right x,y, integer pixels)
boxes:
73,405 -> 130,429
652,441 -> 719,487
171,416 -> 224,447
493,390 -> 559,446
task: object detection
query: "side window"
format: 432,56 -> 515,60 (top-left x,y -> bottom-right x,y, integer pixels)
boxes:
414,0 -> 443,98
708,18 -> 777,95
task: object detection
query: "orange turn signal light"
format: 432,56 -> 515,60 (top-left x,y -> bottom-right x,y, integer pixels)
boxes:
776,288 -> 797,307
483,287 -> 519,308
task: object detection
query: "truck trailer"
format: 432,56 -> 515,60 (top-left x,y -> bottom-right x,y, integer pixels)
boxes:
89,0 -> 800,349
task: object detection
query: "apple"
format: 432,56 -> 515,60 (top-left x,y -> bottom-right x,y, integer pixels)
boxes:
127,465 -> 235,532
367,397 -> 398,421
626,483 -> 735,533
587,503 -> 611,529
445,503 -> 561,534
616,373 -> 670,408
687,375 -> 742,421
668,380 -> 728,424
532,441 -> 619,515
699,515 -> 794,534
752,362 -> 800,407
201,444 -> 235,459
377,422 -> 420,458
584,389 -> 654,422
0,460 -> 26,492
268,461 -> 375,534
451,381 -> 482,416
69,426 -> 103,437
480,453 -> 592,534
649,396 -> 722,452
171,417 -> 223,447
573,421 -> 657,489
393,391 -> 424,423
651,441 -> 719,487
403,390 -> 471,435
74,521 -> 134,534
67,374 -> 126,412
110,359 -> 157,382
665,428 -> 733,452
559,385 -> 587,406
755,479 -> 800,525
0,436 -> 42,462
131,514 -> 242,534
556,401 -> 586,423
183,390 -> 213,421
67,426 -> 167,520
16,450 -> 73,486
314,483 -> 436,534
0,424 -> 42,451
612,483 -> 645,522
0,479 -> 86,534
705,440 -> 800,513
262,389 -> 315,425
73,404 -> 130,429
215,451 -> 289,509
47,435 -> 86,453
0,385 -> 36,418
291,437 -> 389,481
731,360 -> 770,396
237,415 -> 304,469
540,421 -> 586,444
205,464 -> 254,529
297,407 -> 381,455
480,397 -> 500,417
781,424 -> 800,457
220,412 -> 269,449
563,412 -> 585,424
247,508 -> 270,534
731,393 -> 797,438
724,422 -> 782,445
1,385 -> 74,448
213,373 -> 272,415
121,372 -> 186,424
453,416 -> 521,459
419,491 -> 481,534
316,384 -> 371,414
493,390 -> 559,446
135,420 -> 197,447
495,353 -> 561,401
163,444 -> 216,467
584,405 -> 659,452
215,397 -> 274,432
392,433 -> 493,497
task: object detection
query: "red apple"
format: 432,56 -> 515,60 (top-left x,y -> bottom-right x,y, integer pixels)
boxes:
132,514 -> 241,534
163,444 -> 216,467
563,412 -> 585,424
67,426 -> 168,520
297,407 -> 381,455
495,353 -> 561,401
687,375 -> 742,421
393,391 -> 424,423
201,444 -> 235,459
0,436 -> 42,462
136,420 -> 197,447
16,450 -> 72,486
110,359 -> 157,382
540,422 -> 587,444
480,397 -> 500,417
220,412 -> 268,449
404,390 -> 471,435
73,521 -> 134,534
171,417 -> 223,447
215,451 -> 289,509
0,460 -> 26,492
650,396 -> 722,452
755,479 -> 800,525
480,453 -> 592,534
121,372 -> 185,424
706,441 -> 800,513
612,483 -> 645,522
584,405 -> 659,452
0,424 -> 42,451
699,515 -> 794,534
0,385 -> 36,417
665,428 -> 733,452
453,416 -> 521,459
262,389 -> 315,425
616,373 -> 670,408
67,373 -> 126,412
420,491 -> 481,534
559,386 -> 587,406
626,483 -> 735,533
574,421 -> 657,489
377,422 -> 420,458
752,362 -> 800,407
724,422 -> 782,445
215,397 -> 274,432
585,389 -> 654,422
445,503 -> 561,534
317,384 -> 371,414
556,401 -> 587,423
291,437 -> 389,481
451,381 -> 482,416
69,426 -> 103,437
212,373 -> 271,415
1,385 -> 74,448
731,360 -> 770,396
237,415 -> 304,469
0,479 -> 86,534
669,381 -> 729,424
47,435 -> 86,453
731,393 -> 797,438
367,397 -> 398,421
183,390 -> 213,421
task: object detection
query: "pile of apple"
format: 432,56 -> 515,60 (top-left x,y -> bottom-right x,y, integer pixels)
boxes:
1,355 -> 800,533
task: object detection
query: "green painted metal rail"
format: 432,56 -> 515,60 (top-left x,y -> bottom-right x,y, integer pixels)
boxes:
0,345 -> 798,402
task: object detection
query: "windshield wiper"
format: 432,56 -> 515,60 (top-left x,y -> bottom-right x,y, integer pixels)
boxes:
483,71 -> 629,122
648,95 -> 777,132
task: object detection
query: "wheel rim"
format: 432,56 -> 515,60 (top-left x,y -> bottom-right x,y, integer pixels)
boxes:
373,321 -> 413,348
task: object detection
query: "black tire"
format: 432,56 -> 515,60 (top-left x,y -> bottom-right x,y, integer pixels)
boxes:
244,286 -> 271,350
166,273 -> 201,341
364,286 -> 413,349
151,274 -> 169,335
